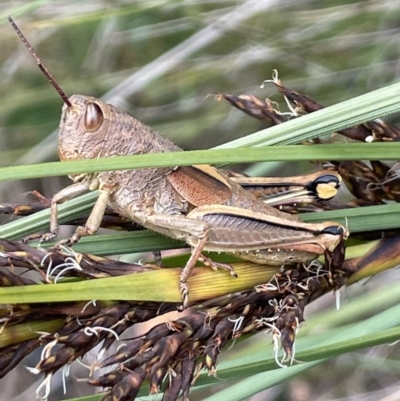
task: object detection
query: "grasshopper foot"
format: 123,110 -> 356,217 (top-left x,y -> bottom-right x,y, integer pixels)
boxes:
35,231 -> 57,244
54,233 -> 81,249
22,233 -> 44,244
52,226 -> 86,249
22,231 -> 57,245
198,254 -> 238,278
23,230 -> 58,246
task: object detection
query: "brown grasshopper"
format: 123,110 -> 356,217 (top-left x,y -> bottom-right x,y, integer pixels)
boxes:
9,18 -> 348,306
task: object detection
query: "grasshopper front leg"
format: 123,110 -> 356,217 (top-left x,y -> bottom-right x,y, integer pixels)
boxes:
66,186 -> 112,245
39,182 -> 91,242
40,180 -> 114,247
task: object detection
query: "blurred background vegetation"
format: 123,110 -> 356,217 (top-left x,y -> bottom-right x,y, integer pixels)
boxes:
1,0 -> 400,400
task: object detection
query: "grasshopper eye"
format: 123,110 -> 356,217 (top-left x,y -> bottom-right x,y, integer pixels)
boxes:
320,226 -> 345,236
84,102 -> 104,131
313,173 -> 341,188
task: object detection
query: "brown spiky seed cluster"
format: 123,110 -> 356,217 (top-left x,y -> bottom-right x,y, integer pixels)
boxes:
0,236 -> 345,400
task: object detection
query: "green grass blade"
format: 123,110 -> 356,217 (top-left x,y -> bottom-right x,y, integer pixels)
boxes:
0,192 -> 97,240
0,263 -> 278,304
1,143 -> 400,181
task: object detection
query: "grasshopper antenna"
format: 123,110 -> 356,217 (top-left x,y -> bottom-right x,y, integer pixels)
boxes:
8,16 -> 72,108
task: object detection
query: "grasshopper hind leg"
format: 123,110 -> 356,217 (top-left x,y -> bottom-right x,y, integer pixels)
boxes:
179,246 -> 238,309
198,254 -> 238,277
179,236 -> 208,308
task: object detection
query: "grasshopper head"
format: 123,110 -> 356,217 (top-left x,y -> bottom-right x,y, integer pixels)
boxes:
7,18 -> 111,163
58,94 -> 111,162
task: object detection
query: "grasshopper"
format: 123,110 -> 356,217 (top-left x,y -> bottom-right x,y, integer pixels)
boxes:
9,18 -> 348,306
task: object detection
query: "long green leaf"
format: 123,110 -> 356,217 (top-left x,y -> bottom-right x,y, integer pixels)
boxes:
1,143 -> 400,181
0,263 -> 278,304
